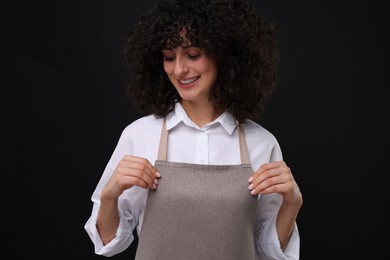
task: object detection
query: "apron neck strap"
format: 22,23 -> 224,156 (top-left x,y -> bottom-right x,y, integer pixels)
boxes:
157,118 -> 250,164
238,123 -> 250,164
157,118 -> 169,162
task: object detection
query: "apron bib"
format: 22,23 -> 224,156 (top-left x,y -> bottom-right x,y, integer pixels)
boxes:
135,119 -> 258,260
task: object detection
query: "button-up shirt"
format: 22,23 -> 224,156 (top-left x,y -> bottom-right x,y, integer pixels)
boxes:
84,102 -> 300,259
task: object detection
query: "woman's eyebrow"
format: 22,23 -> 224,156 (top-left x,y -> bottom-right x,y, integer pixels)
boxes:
162,45 -> 199,51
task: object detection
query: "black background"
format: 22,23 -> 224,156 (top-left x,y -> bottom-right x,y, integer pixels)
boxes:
2,0 -> 389,259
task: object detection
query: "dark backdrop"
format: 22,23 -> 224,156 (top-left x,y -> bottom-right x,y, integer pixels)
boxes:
2,0 -> 388,259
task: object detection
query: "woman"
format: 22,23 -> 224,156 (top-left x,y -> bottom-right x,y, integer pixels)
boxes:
85,0 -> 303,259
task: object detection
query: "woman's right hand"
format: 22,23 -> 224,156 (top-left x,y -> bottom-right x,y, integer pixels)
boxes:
101,155 -> 161,200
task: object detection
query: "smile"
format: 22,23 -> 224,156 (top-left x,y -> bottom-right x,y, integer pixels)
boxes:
179,76 -> 200,85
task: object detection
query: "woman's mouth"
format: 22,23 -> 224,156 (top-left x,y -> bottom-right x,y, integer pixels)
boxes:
177,76 -> 200,88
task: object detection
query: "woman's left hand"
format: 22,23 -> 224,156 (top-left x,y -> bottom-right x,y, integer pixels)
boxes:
248,160 -> 301,204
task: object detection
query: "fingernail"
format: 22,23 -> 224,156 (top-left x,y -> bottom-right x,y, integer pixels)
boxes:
248,176 -> 253,182
153,183 -> 157,189
156,171 -> 161,178
250,189 -> 256,195
154,179 -> 159,185
248,184 -> 254,190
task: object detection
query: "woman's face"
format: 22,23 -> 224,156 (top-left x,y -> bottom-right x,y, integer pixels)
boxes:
162,45 -> 217,104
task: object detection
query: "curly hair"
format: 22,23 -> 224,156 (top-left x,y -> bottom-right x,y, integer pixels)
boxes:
124,0 -> 279,123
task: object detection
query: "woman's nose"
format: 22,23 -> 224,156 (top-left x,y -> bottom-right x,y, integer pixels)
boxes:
174,57 -> 189,76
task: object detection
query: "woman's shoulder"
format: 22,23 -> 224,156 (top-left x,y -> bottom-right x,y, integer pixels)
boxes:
243,119 -> 283,163
243,119 -> 279,144
121,114 -> 163,137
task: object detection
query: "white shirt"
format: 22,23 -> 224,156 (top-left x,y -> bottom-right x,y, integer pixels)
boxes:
84,103 -> 300,259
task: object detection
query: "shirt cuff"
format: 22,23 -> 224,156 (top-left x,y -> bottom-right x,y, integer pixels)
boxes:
255,215 -> 300,260
84,208 -> 134,257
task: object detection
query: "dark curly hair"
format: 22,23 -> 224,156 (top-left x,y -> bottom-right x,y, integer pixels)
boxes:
124,0 -> 279,123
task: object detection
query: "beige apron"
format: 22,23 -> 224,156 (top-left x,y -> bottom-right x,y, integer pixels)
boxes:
135,119 -> 258,260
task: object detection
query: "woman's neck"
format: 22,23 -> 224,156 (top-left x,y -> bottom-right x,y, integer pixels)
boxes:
180,100 -> 222,128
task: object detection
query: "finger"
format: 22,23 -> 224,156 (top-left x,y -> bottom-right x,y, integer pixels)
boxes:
116,160 -> 157,189
123,155 -> 159,180
129,167 -> 158,190
251,183 -> 292,195
108,168 -> 151,194
250,173 -> 292,195
258,161 -> 286,174
250,161 -> 286,181
251,166 -> 286,187
122,175 -> 158,190
125,176 -> 149,189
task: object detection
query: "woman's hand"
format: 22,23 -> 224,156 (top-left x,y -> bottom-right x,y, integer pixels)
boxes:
101,155 -> 161,200
248,161 -> 301,204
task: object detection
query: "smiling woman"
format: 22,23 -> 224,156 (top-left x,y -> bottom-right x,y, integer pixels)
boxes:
84,0 -> 303,259
123,0 -> 280,124
162,45 -> 218,123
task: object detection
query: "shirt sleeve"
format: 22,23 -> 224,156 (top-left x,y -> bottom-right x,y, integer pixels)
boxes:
84,202 -> 135,256
249,126 -> 300,259
254,193 -> 300,260
83,124 -> 149,256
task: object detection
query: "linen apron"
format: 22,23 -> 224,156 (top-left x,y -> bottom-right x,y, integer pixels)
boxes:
135,119 -> 258,260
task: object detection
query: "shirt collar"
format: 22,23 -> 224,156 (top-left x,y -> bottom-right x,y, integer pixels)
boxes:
166,102 -> 238,135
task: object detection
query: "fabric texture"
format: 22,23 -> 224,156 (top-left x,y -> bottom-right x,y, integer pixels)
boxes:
135,119 -> 257,259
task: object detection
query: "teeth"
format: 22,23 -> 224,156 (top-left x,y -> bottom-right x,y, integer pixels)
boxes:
179,77 -> 198,84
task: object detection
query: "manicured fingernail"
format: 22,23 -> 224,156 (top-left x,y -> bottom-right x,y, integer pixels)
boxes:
156,172 -> 161,177
248,184 -> 254,190
248,176 -> 253,182
250,189 -> 256,195
154,179 -> 159,185
153,184 -> 157,189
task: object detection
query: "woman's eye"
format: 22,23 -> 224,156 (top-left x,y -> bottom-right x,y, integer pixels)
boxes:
163,56 -> 175,62
188,54 -> 201,60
